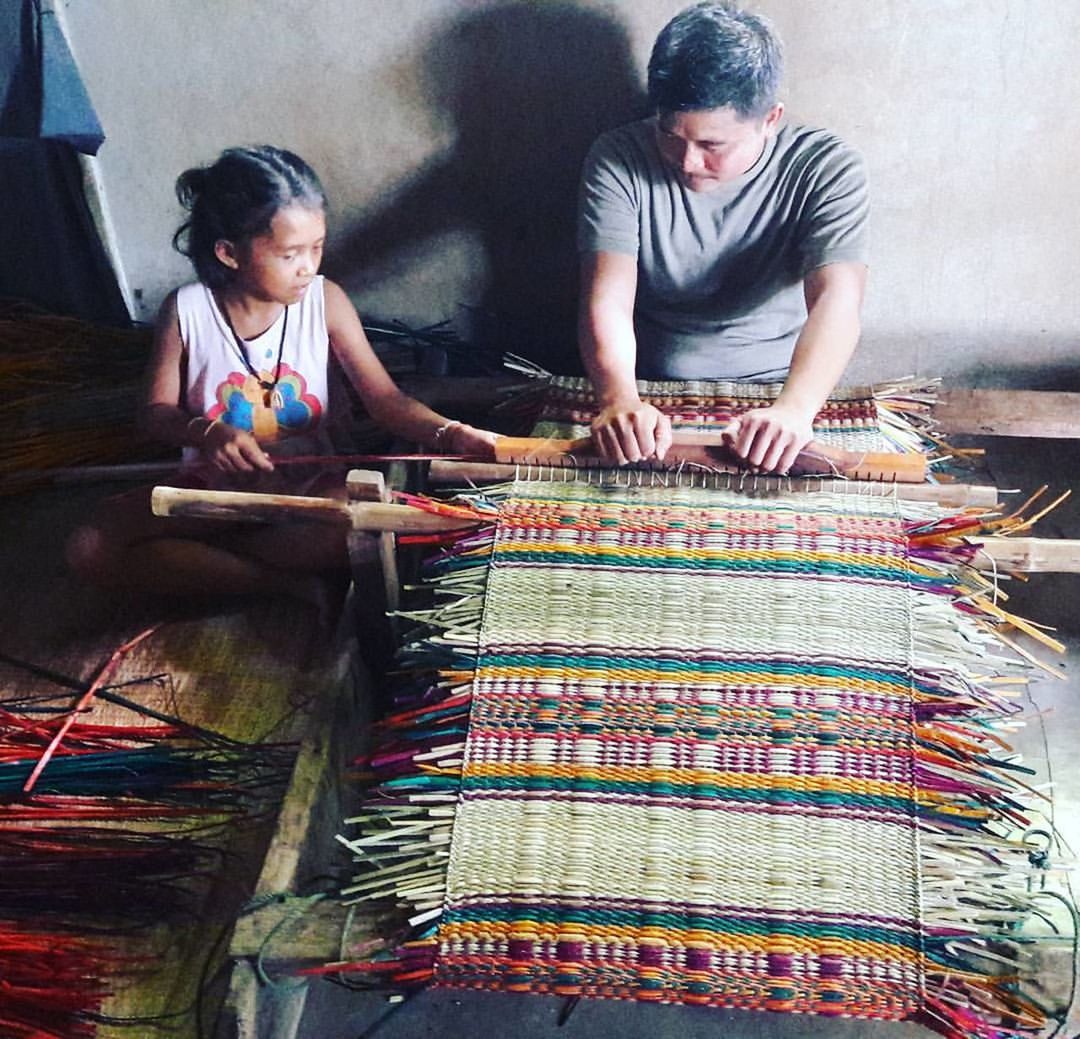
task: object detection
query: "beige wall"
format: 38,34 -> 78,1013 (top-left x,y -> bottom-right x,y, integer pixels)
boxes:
63,0 -> 1080,384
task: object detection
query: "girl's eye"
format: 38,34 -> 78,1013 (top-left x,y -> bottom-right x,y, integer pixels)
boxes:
282,253 -> 296,261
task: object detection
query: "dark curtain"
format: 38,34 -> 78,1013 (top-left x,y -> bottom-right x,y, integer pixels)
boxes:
0,0 -> 128,324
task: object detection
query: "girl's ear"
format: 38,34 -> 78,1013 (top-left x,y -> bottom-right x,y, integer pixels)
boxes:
214,239 -> 241,271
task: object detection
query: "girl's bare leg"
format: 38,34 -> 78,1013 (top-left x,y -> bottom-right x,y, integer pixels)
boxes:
66,485 -> 347,605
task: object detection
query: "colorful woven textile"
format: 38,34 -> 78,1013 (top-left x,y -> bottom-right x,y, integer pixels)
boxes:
531,375 -> 931,455
440,481 -> 926,1014
342,476 -> 1057,1036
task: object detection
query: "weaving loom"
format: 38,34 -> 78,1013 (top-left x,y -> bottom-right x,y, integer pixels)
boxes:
334,379 -> 1074,1038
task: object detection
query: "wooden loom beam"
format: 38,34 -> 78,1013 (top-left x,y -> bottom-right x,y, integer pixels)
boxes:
493,433 -> 928,483
150,485 -> 479,534
972,537 -> 1080,574
426,459 -> 1000,508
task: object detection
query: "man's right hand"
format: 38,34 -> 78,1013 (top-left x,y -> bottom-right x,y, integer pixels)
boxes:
590,401 -> 673,465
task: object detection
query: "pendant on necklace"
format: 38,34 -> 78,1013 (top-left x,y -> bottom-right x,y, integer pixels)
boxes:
270,389 -> 284,411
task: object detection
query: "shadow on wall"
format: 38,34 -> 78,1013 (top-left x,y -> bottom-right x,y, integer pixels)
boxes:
325,1 -> 647,376
953,360 -> 1080,393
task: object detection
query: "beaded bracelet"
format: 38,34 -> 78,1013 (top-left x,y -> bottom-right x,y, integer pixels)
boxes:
185,415 -> 222,443
432,420 -> 463,446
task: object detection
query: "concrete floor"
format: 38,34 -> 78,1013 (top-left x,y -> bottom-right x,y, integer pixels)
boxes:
294,436 -> 1080,1039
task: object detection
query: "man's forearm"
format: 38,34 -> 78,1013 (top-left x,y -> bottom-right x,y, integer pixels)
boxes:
579,251 -> 642,408
581,308 -> 641,407
777,264 -> 866,418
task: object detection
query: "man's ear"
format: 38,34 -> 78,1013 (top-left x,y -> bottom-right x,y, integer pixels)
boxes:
214,239 -> 241,270
763,102 -> 784,135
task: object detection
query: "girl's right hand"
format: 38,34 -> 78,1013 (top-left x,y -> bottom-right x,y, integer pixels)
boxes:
443,422 -> 499,461
202,422 -> 275,473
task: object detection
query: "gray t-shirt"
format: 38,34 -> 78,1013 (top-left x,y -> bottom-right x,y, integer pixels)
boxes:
578,119 -> 869,380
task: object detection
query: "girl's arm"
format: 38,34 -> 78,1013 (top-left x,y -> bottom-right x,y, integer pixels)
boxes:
140,290 -> 273,472
323,280 -> 497,458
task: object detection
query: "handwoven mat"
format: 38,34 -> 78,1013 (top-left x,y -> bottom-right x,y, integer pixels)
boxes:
341,476 -> 1056,1037
438,481 -> 923,1015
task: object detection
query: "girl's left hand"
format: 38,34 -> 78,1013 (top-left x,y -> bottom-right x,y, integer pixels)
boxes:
443,422 -> 499,461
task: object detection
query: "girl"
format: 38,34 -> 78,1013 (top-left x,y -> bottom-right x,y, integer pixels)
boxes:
67,145 -> 497,608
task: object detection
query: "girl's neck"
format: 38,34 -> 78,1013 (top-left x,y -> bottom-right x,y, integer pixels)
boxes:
214,286 -> 284,340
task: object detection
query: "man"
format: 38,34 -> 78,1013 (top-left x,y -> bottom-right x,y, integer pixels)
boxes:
578,1 -> 868,472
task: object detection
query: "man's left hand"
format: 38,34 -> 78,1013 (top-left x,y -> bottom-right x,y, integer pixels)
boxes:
724,402 -> 814,474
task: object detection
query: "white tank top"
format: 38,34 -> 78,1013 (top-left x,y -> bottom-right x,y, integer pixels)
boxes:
177,276 -> 330,461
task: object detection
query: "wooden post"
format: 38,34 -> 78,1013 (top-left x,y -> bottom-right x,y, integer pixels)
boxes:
346,470 -> 400,613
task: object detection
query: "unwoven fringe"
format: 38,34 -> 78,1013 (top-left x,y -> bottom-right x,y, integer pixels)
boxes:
0,666 -> 296,1032
334,484 -> 1074,1037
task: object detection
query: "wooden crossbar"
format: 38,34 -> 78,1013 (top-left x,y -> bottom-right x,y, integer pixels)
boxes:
493,434 -> 928,483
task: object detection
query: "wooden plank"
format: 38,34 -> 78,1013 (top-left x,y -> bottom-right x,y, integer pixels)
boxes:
972,537 -> 1080,573
222,614 -> 369,1039
229,898 -> 383,967
934,389 -> 1080,438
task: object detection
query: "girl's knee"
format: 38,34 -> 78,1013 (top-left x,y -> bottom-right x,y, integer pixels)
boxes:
65,524 -> 110,582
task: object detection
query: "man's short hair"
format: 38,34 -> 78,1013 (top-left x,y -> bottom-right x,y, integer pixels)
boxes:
647,1 -> 784,119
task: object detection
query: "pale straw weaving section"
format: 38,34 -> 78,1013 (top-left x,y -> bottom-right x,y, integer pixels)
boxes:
436,481 -> 924,1016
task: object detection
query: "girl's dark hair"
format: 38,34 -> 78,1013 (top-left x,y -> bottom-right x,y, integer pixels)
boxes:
172,146 -> 326,288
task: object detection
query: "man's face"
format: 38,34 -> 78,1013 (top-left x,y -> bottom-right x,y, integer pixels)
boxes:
655,104 -> 783,192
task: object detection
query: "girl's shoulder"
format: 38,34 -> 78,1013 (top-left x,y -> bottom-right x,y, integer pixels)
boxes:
319,275 -> 344,302
173,280 -> 212,312
319,277 -> 355,324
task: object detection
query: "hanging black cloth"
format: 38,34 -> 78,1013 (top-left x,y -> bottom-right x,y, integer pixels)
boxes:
0,0 -> 127,324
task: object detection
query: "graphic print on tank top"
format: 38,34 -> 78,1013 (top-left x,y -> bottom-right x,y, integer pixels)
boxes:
207,364 -> 323,441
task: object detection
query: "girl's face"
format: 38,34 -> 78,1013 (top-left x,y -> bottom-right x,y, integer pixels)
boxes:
222,204 -> 326,303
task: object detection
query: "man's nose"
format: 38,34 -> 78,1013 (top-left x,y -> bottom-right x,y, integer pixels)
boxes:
681,145 -> 706,174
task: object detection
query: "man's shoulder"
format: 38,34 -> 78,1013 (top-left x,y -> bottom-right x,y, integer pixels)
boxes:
772,125 -> 864,172
587,118 -> 656,163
